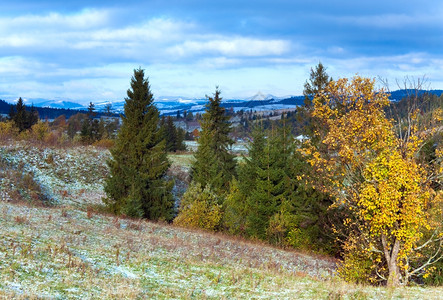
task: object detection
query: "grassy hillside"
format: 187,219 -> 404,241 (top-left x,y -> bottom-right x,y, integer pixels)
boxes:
1,142 -> 442,299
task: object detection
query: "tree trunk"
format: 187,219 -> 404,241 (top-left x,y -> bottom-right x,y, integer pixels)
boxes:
381,234 -> 401,287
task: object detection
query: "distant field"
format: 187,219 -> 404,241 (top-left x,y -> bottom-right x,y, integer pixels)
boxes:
184,140 -> 248,154
1,142 -> 442,299
168,152 -> 195,169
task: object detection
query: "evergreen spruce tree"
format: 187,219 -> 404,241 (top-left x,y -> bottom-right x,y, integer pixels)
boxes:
175,127 -> 186,151
13,97 -> 27,132
238,125 -> 265,195
28,105 -> 39,129
223,125 -> 265,235
81,102 -> 101,142
160,116 -> 186,152
245,125 -> 291,240
104,68 -> 174,221
191,88 -> 236,192
282,143 -> 336,251
281,63 -> 336,250
300,62 -> 332,141
10,97 -> 38,132
8,104 -> 15,121
164,116 -> 177,152
303,62 -> 332,108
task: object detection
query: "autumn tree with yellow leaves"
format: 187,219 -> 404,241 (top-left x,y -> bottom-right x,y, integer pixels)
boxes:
306,76 -> 443,287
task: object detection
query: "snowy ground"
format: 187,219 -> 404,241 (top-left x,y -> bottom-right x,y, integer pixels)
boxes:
1,141 -> 442,299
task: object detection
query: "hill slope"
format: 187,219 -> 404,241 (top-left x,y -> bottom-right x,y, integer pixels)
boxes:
0,142 -> 442,298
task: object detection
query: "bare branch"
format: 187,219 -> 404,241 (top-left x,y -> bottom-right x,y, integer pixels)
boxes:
369,246 -> 384,254
376,268 -> 387,281
414,231 -> 437,251
409,241 -> 443,277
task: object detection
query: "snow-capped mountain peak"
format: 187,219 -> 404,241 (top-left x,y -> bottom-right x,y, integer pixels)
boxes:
248,92 -> 276,101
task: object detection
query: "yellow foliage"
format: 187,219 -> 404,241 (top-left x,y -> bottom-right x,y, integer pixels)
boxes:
93,138 -> 115,148
31,121 -> 50,141
308,76 -> 440,285
174,183 -> 222,231
359,149 -> 430,262
0,121 -> 18,140
337,234 -> 381,284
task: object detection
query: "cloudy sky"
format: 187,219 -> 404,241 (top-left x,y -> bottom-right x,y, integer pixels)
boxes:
1,0 -> 442,104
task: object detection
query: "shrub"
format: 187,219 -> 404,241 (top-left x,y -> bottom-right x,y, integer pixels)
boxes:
423,261 -> 443,286
267,211 -> 292,247
286,226 -> 319,250
337,235 -> 378,285
31,121 -> 50,141
174,183 -> 222,231
222,179 -> 247,235
0,121 -> 18,140
93,138 -> 115,148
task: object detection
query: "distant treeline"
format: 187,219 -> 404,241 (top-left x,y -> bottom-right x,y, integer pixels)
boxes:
0,99 -> 118,119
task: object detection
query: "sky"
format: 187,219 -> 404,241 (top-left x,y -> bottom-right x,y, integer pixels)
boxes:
0,0 -> 442,104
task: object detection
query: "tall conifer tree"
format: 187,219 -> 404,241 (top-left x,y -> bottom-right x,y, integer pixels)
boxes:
192,88 -> 236,192
10,97 -> 38,132
104,68 -> 174,221
245,125 -> 291,240
13,97 -> 27,132
301,62 -> 332,141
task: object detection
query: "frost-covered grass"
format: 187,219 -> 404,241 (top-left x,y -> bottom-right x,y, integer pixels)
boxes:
0,142 -> 108,207
1,141 -> 443,299
1,201 -> 442,299
0,201 -> 335,299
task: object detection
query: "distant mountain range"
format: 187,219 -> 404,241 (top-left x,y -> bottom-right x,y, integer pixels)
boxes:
2,92 -> 302,116
16,98 -> 87,110
1,90 -> 442,119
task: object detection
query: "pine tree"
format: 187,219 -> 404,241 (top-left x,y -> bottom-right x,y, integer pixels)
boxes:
104,68 -> 174,221
164,116 -> 177,152
10,98 -> 38,132
81,102 -> 101,142
223,125 -> 265,235
300,62 -> 332,141
8,104 -> 15,121
303,62 -> 332,107
27,105 -> 39,129
191,88 -> 236,192
282,140 -> 335,251
175,127 -> 186,151
13,97 -> 27,132
160,116 -> 186,152
245,125 -> 291,240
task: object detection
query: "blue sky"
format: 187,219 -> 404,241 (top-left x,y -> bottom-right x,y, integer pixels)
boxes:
1,0 -> 442,104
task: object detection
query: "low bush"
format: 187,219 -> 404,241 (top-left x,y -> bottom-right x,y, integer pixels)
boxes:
174,183 -> 222,231
0,121 -> 18,140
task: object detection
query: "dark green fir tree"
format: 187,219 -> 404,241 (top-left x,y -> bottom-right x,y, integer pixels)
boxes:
303,62 -> 332,108
13,97 -> 28,132
104,68 -> 174,221
10,97 -> 38,132
160,116 -> 186,152
191,88 -> 236,193
222,125 -> 265,235
245,125 -> 291,240
300,62 -> 332,141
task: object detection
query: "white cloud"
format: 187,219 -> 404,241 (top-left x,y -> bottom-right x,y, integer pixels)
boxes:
0,11 -> 191,51
0,9 -> 110,30
168,38 -> 291,57
0,56 -> 44,75
88,18 -> 193,42
1,4 -> 443,102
